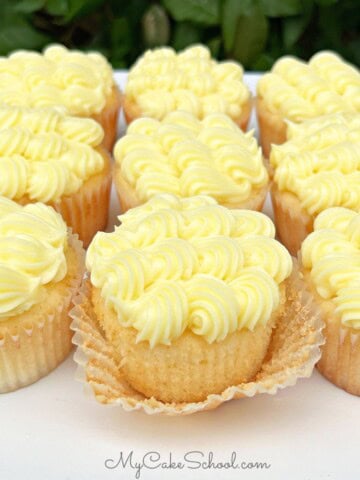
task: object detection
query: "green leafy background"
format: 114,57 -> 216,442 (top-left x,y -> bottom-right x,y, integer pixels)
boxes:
4,0 -> 359,70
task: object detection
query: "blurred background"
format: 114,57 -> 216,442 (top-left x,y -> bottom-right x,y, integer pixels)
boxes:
3,0 -> 359,70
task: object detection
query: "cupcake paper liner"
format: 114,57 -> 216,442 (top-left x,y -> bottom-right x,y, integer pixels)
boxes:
70,260 -> 324,416
318,321 -> 360,396
0,233 -> 85,393
92,86 -> 122,151
271,184 -> 314,256
256,96 -> 287,158
53,148 -> 112,248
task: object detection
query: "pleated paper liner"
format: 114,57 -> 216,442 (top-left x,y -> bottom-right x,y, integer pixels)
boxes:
70,260 -> 324,416
91,86 -> 122,151
255,96 -> 287,158
271,184 -> 314,256
52,148 -> 112,248
301,271 -> 360,396
0,233 -> 85,393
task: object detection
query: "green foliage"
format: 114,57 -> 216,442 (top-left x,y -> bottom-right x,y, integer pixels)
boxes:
2,0 -> 359,69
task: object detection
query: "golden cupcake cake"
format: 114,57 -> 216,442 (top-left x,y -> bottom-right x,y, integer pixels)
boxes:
124,45 -> 251,130
0,104 -> 112,247
114,111 -> 268,212
0,44 -> 121,149
71,194 -> 325,414
270,112 -> 360,255
0,197 -> 84,393
301,207 -> 360,396
257,51 -> 360,156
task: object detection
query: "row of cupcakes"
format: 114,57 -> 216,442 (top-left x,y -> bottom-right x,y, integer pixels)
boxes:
0,43 -> 359,414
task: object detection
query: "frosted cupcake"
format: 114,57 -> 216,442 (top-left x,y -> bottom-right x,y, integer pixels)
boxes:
257,52 -> 360,156
71,194 -> 324,413
0,197 -> 84,393
301,208 -> 360,396
124,45 -> 251,130
270,113 -> 360,255
0,104 -> 112,247
0,44 -> 121,149
114,111 -> 268,212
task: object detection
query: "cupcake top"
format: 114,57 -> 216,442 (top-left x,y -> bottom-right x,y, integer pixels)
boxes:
87,194 -> 292,348
0,44 -> 115,115
125,45 -> 250,120
0,104 -> 105,202
114,111 -> 268,206
257,51 -> 360,122
0,197 -> 68,319
301,207 -> 360,329
271,113 -> 360,215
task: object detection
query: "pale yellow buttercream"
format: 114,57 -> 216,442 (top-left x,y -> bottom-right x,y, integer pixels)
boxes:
126,45 -> 249,120
0,44 -> 115,115
0,196 -> 68,319
257,52 -> 360,122
114,112 -> 268,205
271,113 -> 360,215
86,194 -> 292,347
0,104 -> 104,202
301,207 -> 360,329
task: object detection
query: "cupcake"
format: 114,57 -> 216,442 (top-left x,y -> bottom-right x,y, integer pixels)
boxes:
300,207 -> 360,395
0,104 -> 112,247
71,194 -> 324,413
0,44 -> 121,149
257,51 -> 360,157
0,197 -> 84,393
114,111 -> 268,213
124,45 -> 251,130
270,112 -> 360,255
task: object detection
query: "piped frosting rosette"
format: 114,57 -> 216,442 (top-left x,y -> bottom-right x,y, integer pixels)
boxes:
0,44 -> 115,116
258,52 -> 360,123
125,45 -> 250,127
114,111 -> 268,211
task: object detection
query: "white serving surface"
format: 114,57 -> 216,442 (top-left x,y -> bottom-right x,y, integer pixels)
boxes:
0,73 -> 359,480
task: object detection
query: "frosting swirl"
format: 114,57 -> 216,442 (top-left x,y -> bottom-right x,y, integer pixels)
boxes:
0,197 -> 68,319
87,194 -> 292,347
301,207 -> 360,329
115,112 -> 268,206
257,52 -> 360,122
126,45 -> 249,120
0,44 -> 115,115
0,105 -> 104,202
271,113 -> 360,215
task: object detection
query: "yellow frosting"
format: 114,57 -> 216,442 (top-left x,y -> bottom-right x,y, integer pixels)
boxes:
0,104 -> 104,202
257,52 -> 360,122
126,45 -> 249,120
114,112 -> 268,206
87,194 -> 292,347
301,207 -> 360,329
271,113 -> 360,215
0,196 -> 68,319
0,44 -> 115,115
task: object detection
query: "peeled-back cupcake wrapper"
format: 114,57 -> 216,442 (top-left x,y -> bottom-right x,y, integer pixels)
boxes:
52,153 -> 112,248
92,86 -> 122,151
0,234 -> 85,394
70,260 -> 325,416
